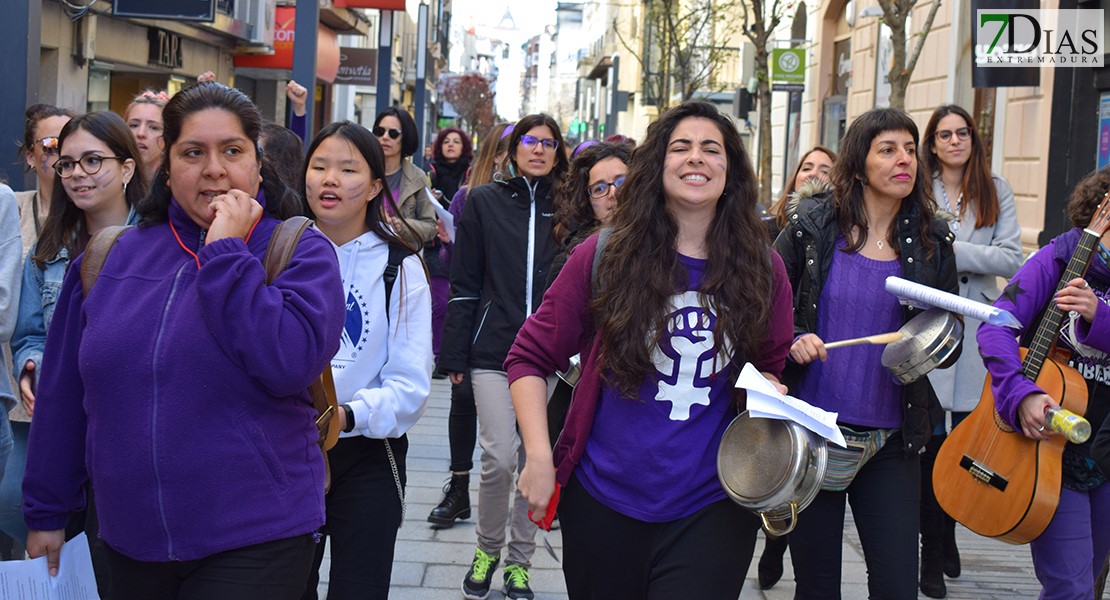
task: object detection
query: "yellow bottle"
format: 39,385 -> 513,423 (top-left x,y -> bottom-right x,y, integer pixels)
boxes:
1044,407 -> 1092,444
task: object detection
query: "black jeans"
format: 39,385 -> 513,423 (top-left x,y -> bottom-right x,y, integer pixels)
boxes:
303,434 -> 407,600
560,475 -> 759,600
789,431 -> 921,600
448,371 -> 477,472
104,534 -> 315,600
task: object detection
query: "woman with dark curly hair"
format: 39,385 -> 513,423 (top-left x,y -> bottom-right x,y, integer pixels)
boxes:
428,126 -> 474,205
506,100 -> 794,598
978,166 -> 1110,600
773,107 -> 958,599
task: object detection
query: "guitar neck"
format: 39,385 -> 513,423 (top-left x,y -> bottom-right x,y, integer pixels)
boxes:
1022,228 -> 1102,380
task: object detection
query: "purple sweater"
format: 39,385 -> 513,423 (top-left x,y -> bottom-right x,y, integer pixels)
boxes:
505,234 -> 795,495
978,228 -> 1110,435
23,199 -> 344,561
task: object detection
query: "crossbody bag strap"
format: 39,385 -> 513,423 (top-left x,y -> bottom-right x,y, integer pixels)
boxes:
81,225 -> 134,296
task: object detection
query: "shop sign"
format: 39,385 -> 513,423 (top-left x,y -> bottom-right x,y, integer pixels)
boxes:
772,48 -> 805,84
149,28 -> 184,69
336,48 -> 377,86
333,0 -> 406,9
114,0 -> 215,22
234,7 -> 342,83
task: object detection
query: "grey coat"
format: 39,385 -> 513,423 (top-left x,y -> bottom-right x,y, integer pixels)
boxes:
926,174 -> 1023,413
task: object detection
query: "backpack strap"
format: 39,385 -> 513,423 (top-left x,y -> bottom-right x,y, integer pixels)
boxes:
383,243 -> 415,320
81,225 -> 134,296
262,217 -> 341,472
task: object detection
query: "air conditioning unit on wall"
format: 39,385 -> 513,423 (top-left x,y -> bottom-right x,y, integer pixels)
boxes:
236,0 -> 276,47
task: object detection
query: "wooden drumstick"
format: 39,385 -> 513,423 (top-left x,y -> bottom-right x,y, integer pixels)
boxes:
824,331 -> 904,349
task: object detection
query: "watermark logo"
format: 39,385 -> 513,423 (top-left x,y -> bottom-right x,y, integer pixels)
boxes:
975,9 -> 1104,67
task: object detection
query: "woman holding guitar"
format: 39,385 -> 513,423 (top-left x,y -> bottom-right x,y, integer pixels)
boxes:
977,167 -> 1110,600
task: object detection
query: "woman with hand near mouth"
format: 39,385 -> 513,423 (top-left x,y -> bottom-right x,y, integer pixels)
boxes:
916,104 -> 1022,598
773,108 -> 959,600
300,121 -> 432,600
123,89 -> 168,184
372,107 -> 437,246
11,110 -> 145,594
22,83 -> 344,599
440,114 -> 568,600
506,100 -> 794,599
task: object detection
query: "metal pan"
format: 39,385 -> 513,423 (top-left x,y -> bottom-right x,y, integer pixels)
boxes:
881,307 -> 963,384
717,411 -> 828,536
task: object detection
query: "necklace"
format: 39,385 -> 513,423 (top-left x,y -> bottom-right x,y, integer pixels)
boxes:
876,239 -> 885,250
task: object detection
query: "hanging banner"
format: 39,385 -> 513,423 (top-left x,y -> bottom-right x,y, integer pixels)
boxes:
971,0 -> 1041,87
114,0 -> 215,22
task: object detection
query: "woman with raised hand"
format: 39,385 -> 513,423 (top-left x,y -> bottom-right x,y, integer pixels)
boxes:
773,107 -> 958,600
507,100 -> 794,599
15,104 -> 73,258
372,107 -> 437,246
299,121 -> 432,599
917,104 -> 1022,598
440,114 -> 568,600
427,122 -> 514,530
123,89 -> 168,183
22,82 -> 344,600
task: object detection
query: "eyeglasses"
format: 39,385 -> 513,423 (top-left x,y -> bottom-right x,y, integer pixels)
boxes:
35,136 -> 60,156
933,127 -> 971,143
54,154 -> 125,178
587,176 -> 625,198
373,126 -> 402,140
521,135 -> 558,152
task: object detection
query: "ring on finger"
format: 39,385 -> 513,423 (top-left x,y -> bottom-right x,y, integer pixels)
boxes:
1037,425 -> 1045,432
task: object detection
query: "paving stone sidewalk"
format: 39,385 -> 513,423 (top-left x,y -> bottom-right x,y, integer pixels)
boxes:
316,378 -> 1046,599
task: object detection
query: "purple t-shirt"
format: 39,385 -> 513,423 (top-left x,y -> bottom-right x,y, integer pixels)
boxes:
795,240 -> 904,427
577,254 -> 739,522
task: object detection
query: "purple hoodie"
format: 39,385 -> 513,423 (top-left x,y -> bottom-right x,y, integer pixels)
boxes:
23,198 -> 344,562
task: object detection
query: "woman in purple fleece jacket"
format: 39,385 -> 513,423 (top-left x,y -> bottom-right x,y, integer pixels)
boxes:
977,167 -> 1110,600
505,100 -> 794,599
22,83 -> 345,600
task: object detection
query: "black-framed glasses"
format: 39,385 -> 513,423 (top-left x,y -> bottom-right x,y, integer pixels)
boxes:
587,176 -> 625,198
373,126 -> 402,140
54,155 -> 124,178
35,136 -> 60,156
521,135 -> 558,151
933,127 -> 971,143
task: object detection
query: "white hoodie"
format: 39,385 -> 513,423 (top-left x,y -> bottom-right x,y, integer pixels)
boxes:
328,229 -> 432,439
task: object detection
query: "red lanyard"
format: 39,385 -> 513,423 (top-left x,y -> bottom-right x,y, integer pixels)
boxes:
169,218 -> 260,270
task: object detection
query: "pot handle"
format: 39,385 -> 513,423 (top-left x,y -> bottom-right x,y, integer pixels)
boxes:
760,501 -> 799,536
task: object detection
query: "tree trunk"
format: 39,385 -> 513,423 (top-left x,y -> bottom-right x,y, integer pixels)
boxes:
756,48 -> 773,207
887,13 -> 908,110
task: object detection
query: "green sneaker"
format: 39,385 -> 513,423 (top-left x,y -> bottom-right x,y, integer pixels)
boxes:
462,548 -> 499,600
503,563 -> 535,600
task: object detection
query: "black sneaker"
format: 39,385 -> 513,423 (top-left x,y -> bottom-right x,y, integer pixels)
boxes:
462,548 -> 499,600
503,563 -> 535,600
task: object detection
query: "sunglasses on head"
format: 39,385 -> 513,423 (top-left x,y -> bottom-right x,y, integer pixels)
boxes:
373,126 -> 402,140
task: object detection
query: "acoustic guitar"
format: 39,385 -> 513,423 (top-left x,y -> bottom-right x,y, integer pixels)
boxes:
933,193 -> 1110,544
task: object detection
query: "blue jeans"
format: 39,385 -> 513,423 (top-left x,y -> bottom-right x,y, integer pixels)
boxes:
0,420 -> 27,544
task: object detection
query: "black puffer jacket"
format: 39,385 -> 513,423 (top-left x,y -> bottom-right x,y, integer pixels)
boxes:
440,175 -> 558,372
772,189 -> 960,456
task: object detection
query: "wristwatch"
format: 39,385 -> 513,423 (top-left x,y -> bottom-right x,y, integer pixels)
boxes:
342,405 -> 356,433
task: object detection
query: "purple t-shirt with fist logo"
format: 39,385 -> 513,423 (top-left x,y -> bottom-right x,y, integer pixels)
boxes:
576,254 -> 739,522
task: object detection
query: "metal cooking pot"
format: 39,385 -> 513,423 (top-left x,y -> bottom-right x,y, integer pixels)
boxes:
717,411 -> 828,536
556,354 -> 582,387
881,307 -> 963,384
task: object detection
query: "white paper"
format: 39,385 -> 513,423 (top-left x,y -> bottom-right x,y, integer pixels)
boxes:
885,276 -> 1021,328
0,532 -> 100,599
735,363 -> 847,447
427,188 -> 456,243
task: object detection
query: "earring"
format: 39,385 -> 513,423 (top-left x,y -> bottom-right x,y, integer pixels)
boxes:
123,180 -> 128,193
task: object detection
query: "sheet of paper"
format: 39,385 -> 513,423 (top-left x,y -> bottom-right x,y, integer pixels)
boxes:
735,363 -> 846,447
885,276 -> 1021,328
427,188 -> 456,243
0,532 -> 100,599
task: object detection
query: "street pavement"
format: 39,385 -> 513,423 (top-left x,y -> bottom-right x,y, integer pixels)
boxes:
317,378 -> 1045,599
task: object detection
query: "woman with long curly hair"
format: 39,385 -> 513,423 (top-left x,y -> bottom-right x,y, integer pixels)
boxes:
773,107 -> 958,599
505,100 -> 794,598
